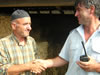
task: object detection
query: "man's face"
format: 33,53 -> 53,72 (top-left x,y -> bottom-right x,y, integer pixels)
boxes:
12,17 -> 32,38
75,3 -> 91,25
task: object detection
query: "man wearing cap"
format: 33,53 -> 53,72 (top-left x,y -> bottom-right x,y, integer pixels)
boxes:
0,9 -> 46,75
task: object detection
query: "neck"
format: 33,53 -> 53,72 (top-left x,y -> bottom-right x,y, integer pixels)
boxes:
13,32 -> 26,45
83,17 -> 100,42
84,17 -> 100,33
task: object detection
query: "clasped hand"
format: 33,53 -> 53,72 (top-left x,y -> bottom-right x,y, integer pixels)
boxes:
28,59 -> 47,74
77,56 -> 98,72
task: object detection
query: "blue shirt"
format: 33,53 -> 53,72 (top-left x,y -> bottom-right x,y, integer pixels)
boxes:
59,25 -> 100,75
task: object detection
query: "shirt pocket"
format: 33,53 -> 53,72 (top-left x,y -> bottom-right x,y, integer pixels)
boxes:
70,42 -> 81,52
91,38 -> 100,62
69,44 -> 81,61
92,38 -> 100,53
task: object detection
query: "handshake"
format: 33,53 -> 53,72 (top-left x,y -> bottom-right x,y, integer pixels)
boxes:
27,59 -> 50,74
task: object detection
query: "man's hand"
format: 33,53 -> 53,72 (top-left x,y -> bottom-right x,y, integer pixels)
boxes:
26,60 -> 47,74
32,60 -> 47,74
77,56 -> 98,72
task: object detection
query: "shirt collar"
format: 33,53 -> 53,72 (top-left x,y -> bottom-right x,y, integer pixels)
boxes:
76,24 -> 100,42
97,25 -> 100,32
76,25 -> 84,39
76,24 -> 100,34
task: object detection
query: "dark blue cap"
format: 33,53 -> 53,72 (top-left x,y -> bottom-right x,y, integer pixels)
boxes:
11,9 -> 30,21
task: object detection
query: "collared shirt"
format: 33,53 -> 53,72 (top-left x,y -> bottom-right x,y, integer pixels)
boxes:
59,25 -> 100,75
0,33 -> 38,75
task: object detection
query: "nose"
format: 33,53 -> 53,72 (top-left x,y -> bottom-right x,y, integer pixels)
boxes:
75,11 -> 78,17
27,24 -> 32,30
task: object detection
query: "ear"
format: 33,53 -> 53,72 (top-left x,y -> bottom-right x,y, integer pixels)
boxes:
90,5 -> 95,14
11,22 -> 17,30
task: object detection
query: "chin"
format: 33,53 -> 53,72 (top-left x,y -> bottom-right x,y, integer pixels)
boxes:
79,21 -> 84,25
78,22 -> 81,24
23,35 -> 29,38
25,35 -> 29,37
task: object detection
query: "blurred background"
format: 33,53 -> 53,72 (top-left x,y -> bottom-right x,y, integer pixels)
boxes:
0,0 -> 79,75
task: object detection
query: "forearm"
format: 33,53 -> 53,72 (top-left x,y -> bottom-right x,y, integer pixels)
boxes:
7,64 -> 30,75
45,56 -> 68,68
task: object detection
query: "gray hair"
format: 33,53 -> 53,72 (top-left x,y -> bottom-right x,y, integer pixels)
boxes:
75,0 -> 100,17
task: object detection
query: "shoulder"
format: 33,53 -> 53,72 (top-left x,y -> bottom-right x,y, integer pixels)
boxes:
69,27 -> 77,36
27,36 -> 35,41
27,36 -> 37,44
0,35 -> 12,42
